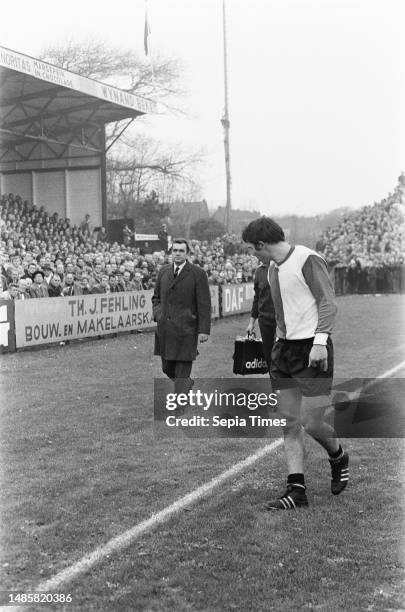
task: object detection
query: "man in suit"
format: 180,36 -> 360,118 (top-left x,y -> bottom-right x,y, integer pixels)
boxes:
29,270 -> 49,298
62,272 -> 81,296
152,238 -> 211,396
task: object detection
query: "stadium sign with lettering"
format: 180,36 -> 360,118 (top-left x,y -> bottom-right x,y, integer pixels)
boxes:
0,46 -> 156,115
221,283 -> 254,317
14,292 -> 156,348
134,234 -> 159,241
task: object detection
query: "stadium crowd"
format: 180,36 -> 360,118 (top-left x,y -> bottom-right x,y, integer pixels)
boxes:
1,175 -> 404,300
0,193 -> 257,300
316,175 -> 404,294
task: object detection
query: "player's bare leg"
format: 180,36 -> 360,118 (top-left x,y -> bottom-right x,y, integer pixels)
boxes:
276,387 -> 305,473
266,389 -> 349,509
301,395 -> 349,495
301,395 -> 339,455
266,388 -> 308,509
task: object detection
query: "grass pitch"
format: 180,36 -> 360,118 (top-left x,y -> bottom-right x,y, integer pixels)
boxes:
0,294 -> 404,611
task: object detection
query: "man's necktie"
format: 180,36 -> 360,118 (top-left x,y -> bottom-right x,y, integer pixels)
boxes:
174,266 -> 180,278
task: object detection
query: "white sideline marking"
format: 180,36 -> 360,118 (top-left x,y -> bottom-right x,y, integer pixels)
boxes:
35,438 -> 283,592
18,359 -> 405,598
369,359 -> 405,380
339,359 -> 405,398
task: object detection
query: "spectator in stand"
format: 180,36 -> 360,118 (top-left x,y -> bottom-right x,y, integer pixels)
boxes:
55,262 -> 65,280
122,270 -> 134,291
7,268 -> 21,287
1,282 -> 19,300
42,264 -> 53,285
78,273 -> 93,295
132,271 -> 144,291
108,274 -> 121,292
158,223 -> 168,251
92,274 -> 110,294
122,224 -> 133,247
29,271 -> 49,298
48,273 -> 64,297
17,278 -> 30,300
62,273 -> 80,296
97,227 -> 108,243
208,270 -> 219,285
92,262 -> 103,284
80,213 -> 92,236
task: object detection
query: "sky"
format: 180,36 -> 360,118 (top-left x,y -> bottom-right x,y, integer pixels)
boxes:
1,0 -> 404,216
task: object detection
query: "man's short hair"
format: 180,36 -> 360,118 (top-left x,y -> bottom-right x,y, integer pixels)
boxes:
242,216 -> 285,246
171,238 -> 190,253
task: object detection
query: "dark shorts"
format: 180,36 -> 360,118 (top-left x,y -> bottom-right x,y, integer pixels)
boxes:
270,337 -> 334,397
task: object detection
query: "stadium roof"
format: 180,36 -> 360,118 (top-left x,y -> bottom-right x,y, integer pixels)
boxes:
0,46 -> 157,156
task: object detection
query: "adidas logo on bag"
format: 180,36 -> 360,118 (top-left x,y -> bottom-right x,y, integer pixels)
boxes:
245,358 -> 268,368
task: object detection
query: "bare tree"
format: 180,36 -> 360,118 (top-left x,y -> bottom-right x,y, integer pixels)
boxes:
41,39 -> 190,144
41,40 -> 205,222
107,135 -> 204,217
40,39 -> 186,108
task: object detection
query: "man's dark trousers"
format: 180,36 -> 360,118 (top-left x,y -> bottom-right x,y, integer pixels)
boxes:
258,318 -> 276,369
161,359 -> 193,394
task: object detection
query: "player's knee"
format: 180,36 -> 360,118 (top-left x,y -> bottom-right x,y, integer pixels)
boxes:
282,418 -> 301,437
302,417 -> 322,437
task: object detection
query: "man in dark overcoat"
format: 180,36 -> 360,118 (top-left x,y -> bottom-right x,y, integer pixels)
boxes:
152,238 -> 211,394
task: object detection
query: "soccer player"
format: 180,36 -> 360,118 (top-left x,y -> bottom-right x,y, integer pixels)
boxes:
242,217 -> 349,509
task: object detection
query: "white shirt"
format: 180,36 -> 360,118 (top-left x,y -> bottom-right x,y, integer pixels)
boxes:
173,261 -> 186,276
268,245 -> 336,343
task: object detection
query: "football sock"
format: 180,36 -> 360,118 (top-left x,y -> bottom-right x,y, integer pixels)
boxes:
329,445 -> 343,461
287,473 -> 306,488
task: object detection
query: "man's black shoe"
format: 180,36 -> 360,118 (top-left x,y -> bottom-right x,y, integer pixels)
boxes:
329,451 -> 349,495
265,484 -> 308,510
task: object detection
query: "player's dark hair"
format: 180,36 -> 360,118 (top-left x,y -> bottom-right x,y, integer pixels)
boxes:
242,216 -> 285,246
171,238 -> 190,253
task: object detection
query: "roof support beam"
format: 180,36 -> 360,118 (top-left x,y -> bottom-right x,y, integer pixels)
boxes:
0,129 -> 101,152
2,98 -> 107,130
0,85 -> 62,107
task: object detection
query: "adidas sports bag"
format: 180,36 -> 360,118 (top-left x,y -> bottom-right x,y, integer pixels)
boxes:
233,334 -> 269,375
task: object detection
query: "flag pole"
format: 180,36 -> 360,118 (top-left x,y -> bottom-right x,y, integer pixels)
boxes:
144,0 -> 154,83
221,0 -> 232,233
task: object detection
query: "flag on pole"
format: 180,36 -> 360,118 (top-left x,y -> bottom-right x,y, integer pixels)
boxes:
144,0 -> 151,56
